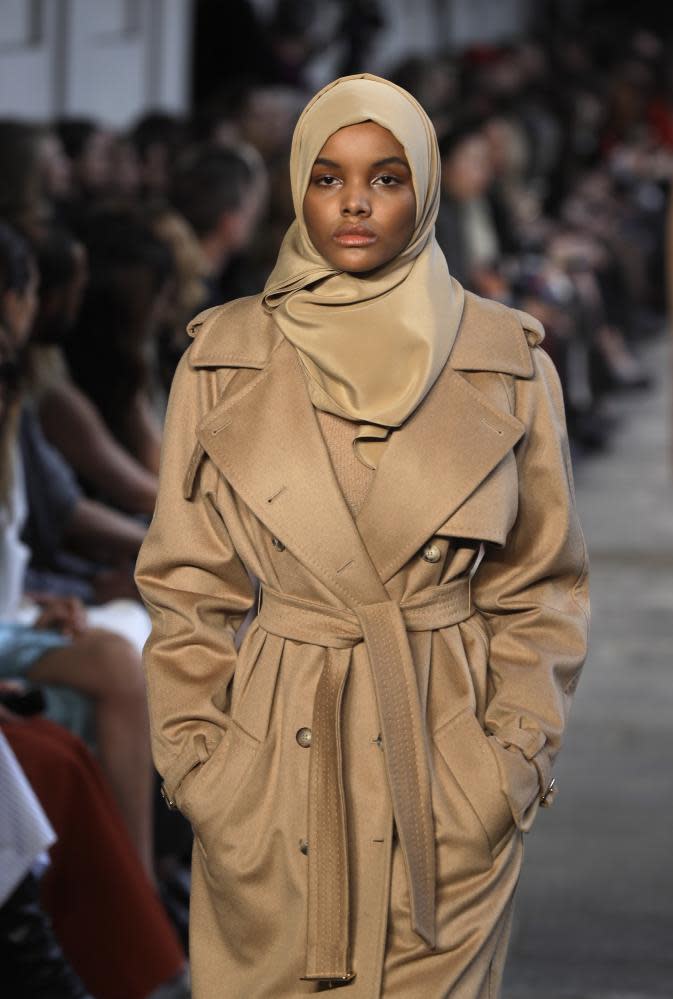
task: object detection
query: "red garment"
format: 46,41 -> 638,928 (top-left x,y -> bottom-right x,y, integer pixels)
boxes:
647,100 -> 673,148
3,717 -> 184,999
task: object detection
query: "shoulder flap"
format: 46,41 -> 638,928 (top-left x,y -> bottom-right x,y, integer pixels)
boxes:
449,292 -> 544,378
187,294 -> 280,369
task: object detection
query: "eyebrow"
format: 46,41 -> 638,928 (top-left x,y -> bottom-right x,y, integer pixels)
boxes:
313,155 -> 410,170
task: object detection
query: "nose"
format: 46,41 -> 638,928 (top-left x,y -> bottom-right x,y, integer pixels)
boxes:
340,182 -> 371,217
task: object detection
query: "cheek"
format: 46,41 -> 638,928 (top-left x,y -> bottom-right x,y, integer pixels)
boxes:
302,190 -> 324,245
390,193 -> 417,246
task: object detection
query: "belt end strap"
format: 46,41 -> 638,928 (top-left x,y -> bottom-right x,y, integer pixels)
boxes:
357,601 -> 438,953
303,649 -> 354,982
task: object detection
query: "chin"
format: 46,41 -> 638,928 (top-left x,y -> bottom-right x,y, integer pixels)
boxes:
329,251 -> 385,274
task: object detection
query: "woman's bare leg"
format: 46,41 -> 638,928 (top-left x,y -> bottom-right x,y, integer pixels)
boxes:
28,629 -> 154,876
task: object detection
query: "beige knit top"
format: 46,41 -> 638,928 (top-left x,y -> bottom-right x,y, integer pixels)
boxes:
315,409 -> 376,518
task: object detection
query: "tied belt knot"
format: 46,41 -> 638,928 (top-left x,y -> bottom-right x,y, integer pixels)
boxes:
257,578 -> 473,983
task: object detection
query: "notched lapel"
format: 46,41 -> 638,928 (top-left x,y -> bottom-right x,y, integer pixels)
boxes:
356,365 -> 525,583
196,338 -> 387,608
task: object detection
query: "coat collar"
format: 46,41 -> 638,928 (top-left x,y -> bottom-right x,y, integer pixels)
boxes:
187,289 -> 542,378
187,296 -> 277,369
191,290 -> 530,593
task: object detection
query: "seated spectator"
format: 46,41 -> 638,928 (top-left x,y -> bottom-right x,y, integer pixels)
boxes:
0,720 -> 88,999
146,205 -> 210,391
0,224 -> 153,873
129,111 -> 191,200
0,119 -> 54,240
0,222 -> 147,604
169,143 -> 267,307
63,207 -> 174,474
2,702 -> 188,999
29,226 -> 159,515
436,116 -> 511,300
55,118 -> 115,206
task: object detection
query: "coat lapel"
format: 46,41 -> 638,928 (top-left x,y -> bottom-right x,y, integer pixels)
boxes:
190,290 -> 535,593
196,337 -> 388,608
355,363 -> 524,583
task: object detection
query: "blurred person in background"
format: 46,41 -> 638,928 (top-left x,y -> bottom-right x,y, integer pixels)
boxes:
130,111 -> 191,200
63,206 -> 174,475
25,226 -> 161,516
1,698 -> 189,999
0,721 -> 92,999
436,116 -> 512,300
170,144 -> 268,306
55,119 -> 115,204
0,222 -> 155,872
147,205 -> 212,390
389,53 -> 460,137
236,84 -> 306,164
0,120 -> 55,241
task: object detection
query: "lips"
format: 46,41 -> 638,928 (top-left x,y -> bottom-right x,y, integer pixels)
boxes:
332,225 -> 377,247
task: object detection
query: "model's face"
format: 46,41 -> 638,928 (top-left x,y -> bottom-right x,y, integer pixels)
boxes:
303,121 -> 416,274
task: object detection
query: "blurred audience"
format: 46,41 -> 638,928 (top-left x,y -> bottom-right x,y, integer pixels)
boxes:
1,5 -> 671,996
1,710 -> 188,999
170,143 -> 268,308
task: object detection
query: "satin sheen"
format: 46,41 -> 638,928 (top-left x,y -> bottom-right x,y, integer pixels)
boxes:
262,74 -> 465,463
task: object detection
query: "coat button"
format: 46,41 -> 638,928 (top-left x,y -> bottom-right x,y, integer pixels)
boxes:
296,727 -> 312,748
299,839 -> 309,855
540,777 -> 558,807
422,543 -> 442,563
271,536 -> 285,552
160,784 -> 176,811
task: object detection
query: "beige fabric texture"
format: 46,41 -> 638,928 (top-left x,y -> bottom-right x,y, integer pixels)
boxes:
262,73 -> 465,465
316,409 -> 375,516
135,288 -> 589,998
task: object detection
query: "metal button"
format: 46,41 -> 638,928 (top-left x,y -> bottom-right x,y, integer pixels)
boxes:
160,783 -> 176,811
299,839 -> 309,855
296,727 -> 312,748
422,543 -> 442,563
540,777 -> 557,807
271,536 -> 285,552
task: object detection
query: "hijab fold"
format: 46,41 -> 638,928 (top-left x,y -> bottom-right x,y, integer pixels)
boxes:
263,74 -> 464,464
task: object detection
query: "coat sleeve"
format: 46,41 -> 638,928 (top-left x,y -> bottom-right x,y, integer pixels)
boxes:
134,351 -> 255,807
471,344 -> 590,831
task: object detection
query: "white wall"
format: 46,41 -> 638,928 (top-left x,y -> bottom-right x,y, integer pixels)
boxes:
0,0 -> 193,126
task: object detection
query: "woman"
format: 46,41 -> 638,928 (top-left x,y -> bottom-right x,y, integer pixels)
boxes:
0,221 -> 153,874
2,707 -> 187,999
64,206 -> 174,475
136,75 -> 589,997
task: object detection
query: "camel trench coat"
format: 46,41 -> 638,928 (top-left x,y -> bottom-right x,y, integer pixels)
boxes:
135,289 -> 589,999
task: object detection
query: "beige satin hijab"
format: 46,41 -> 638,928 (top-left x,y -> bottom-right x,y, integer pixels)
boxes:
263,73 -> 464,466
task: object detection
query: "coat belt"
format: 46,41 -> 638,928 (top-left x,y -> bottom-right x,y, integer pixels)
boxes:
258,579 -> 473,983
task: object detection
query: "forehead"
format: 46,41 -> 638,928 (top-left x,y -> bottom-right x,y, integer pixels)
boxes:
315,121 -> 407,161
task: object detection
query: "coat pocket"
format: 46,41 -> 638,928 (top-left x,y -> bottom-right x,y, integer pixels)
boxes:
433,707 -> 515,860
177,717 -> 260,860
